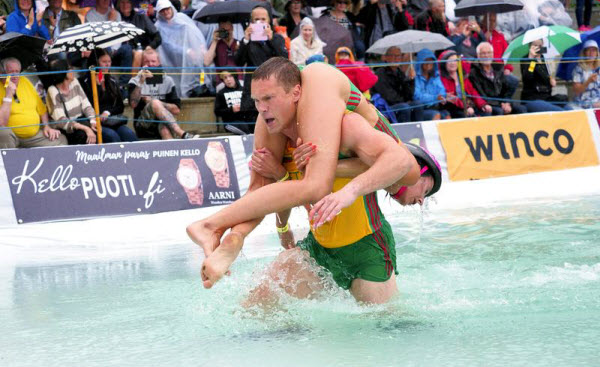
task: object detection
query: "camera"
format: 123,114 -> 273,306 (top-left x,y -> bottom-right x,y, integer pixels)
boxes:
218,29 -> 229,39
538,46 -> 547,54
250,22 -> 268,41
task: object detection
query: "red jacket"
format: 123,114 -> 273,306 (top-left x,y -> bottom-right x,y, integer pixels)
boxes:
440,75 -> 487,110
486,29 -> 513,73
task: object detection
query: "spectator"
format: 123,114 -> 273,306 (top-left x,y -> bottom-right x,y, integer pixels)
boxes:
572,40 -> 600,109
481,12 -> 518,98
80,48 -> 138,143
520,40 -> 570,113
116,0 -> 162,73
357,0 -> 395,49
290,17 -> 325,65
335,46 -> 378,94
449,18 -> 484,60
321,0 -> 363,60
46,59 -> 99,145
155,0 -> 208,97
415,0 -> 449,37
414,48 -> 447,120
438,49 -> 491,118
128,48 -> 197,139
85,0 -> 133,92
278,0 -> 308,37
392,0 -> 414,32
234,4 -> 288,132
204,16 -> 240,83
469,42 -> 527,115
371,46 -> 421,122
0,57 -> 66,148
42,0 -> 81,40
6,0 -> 50,39
576,0 -> 593,31
214,71 -> 244,123
63,0 -> 90,23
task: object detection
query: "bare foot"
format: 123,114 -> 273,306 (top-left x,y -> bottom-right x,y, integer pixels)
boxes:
186,220 -> 223,258
201,231 -> 244,288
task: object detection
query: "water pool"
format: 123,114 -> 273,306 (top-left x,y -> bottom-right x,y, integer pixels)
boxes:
2,196 -> 599,367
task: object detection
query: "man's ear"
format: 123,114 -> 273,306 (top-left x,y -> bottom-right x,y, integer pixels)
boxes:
292,84 -> 301,102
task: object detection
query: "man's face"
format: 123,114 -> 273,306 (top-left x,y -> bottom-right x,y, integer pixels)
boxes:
477,45 -> 494,65
160,7 -> 174,21
5,61 -> 21,86
431,0 -> 444,17
18,0 -> 32,12
251,76 -> 300,134
50,0 -> 63,10
396,175 -> 434,206
97,0 -> 111,9
223,73 -> 236,88
143,53 -> 161,68
251,8 -> 269,23
383,47 -> 402,65
118,0 -> 133,16
219,21 -> 233,34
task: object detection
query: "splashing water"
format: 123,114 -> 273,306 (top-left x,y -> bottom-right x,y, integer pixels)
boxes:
2,196 -> 600,366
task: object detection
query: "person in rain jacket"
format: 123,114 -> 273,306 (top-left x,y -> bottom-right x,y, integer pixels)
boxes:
413,48 -> 447,120
6,0 -> 50,40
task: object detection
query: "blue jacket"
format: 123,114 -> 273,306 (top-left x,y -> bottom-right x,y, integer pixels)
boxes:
414,48 -> 446,106
6,0 -> 50,40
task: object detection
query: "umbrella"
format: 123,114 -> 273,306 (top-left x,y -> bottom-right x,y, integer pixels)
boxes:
557,25 -> 600,81
454,0 -> 524,17
366,30 -> 454,54
193,0 -> 271,24
502,25 -> 581,64
0,32 -> 46,68
47,21 -> 145,55
290,16 -> 354,64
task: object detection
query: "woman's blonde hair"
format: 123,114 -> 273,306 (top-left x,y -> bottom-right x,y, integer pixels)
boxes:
578,46 -> 600,71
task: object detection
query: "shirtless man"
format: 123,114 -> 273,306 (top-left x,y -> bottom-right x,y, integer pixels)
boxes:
187,57 -> 422,303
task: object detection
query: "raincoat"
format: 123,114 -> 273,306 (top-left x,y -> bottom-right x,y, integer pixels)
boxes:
414,48 -> 445,106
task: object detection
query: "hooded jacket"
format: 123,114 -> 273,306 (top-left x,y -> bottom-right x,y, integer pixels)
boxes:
214,77 -> 244,122
414,48 -> 446,106
335,47 -> 378,93
6,0 -> 50,40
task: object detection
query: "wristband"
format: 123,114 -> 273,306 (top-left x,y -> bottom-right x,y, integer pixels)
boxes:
2,97 -> 12,103
278,171 -> 290,182
276,223 -> 289,233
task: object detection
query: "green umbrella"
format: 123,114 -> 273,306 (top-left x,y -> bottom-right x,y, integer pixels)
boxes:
502,25 -> 581,64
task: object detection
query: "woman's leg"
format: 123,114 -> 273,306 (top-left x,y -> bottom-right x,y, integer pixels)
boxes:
576,0 -> 585,27
101,126 -> 121,143
584,0 -> 593,26
525,100 -> 565,113
115,125 -> 139,142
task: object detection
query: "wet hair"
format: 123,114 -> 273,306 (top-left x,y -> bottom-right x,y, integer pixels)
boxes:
252,57 -> 301,92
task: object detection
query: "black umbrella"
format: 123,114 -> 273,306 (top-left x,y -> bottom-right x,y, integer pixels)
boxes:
194,0 -> 272,24
0,32 -> 46,69
47,21 -> 144,55
454,0 -> 524,17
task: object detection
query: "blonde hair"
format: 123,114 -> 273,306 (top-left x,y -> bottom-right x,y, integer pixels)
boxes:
142,48 -> 160,64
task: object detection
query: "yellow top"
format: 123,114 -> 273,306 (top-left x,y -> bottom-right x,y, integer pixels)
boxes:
0,78 -> 47,139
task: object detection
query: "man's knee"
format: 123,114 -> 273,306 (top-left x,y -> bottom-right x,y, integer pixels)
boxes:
0,128 -> 18,149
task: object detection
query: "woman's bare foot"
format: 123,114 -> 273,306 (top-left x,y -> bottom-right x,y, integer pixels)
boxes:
201,232 -> 245,288
186,220 -> 223,258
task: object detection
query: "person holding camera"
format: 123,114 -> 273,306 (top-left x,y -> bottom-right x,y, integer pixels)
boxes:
234,5 -> 288,132
128,49 -> 197,140
204,16 -> 240,84
572,40 -> 600,109
520,39 -> 570,113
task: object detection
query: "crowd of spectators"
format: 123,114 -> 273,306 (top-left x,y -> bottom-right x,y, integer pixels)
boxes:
0,0 -> 597,149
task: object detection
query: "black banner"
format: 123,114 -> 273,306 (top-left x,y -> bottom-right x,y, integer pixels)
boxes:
1,139 -> 240,223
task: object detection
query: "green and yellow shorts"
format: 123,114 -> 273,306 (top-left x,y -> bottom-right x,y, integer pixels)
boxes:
297,219 -> 398,290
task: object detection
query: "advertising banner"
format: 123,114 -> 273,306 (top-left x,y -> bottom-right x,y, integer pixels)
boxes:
438,111 -> 600,181
1,139 -> 240,223
391,122 -> 427,148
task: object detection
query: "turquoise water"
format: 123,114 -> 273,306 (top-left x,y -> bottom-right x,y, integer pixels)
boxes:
2,197 -> 600,366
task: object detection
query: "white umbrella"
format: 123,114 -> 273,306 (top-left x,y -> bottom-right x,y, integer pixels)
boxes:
48,22 -> 145,55
366,30 -> 455,55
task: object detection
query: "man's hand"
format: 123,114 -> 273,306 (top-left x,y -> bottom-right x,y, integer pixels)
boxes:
251,147 -> 287,181
137,68 -> 153,83
550,76 -> 557,87
483,104 -> 492,114
501,102 -> 512,114
141,95 -> 152,104
100,111 -> 110,122
244,25 -> 252,41
43,125 -> 61,141
108,8 -> 118,21
232,104 -> 241,113
5,77 -> 17,98
466,107 -> 475,116
265,24 -> 273,41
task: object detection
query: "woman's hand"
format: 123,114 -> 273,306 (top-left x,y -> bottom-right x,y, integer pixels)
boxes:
251,147 -> 287,181
292,138 -> 316,173
80,124 -> 97,144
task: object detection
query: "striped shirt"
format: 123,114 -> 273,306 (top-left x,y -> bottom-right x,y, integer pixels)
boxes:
46,79 -> 96,133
